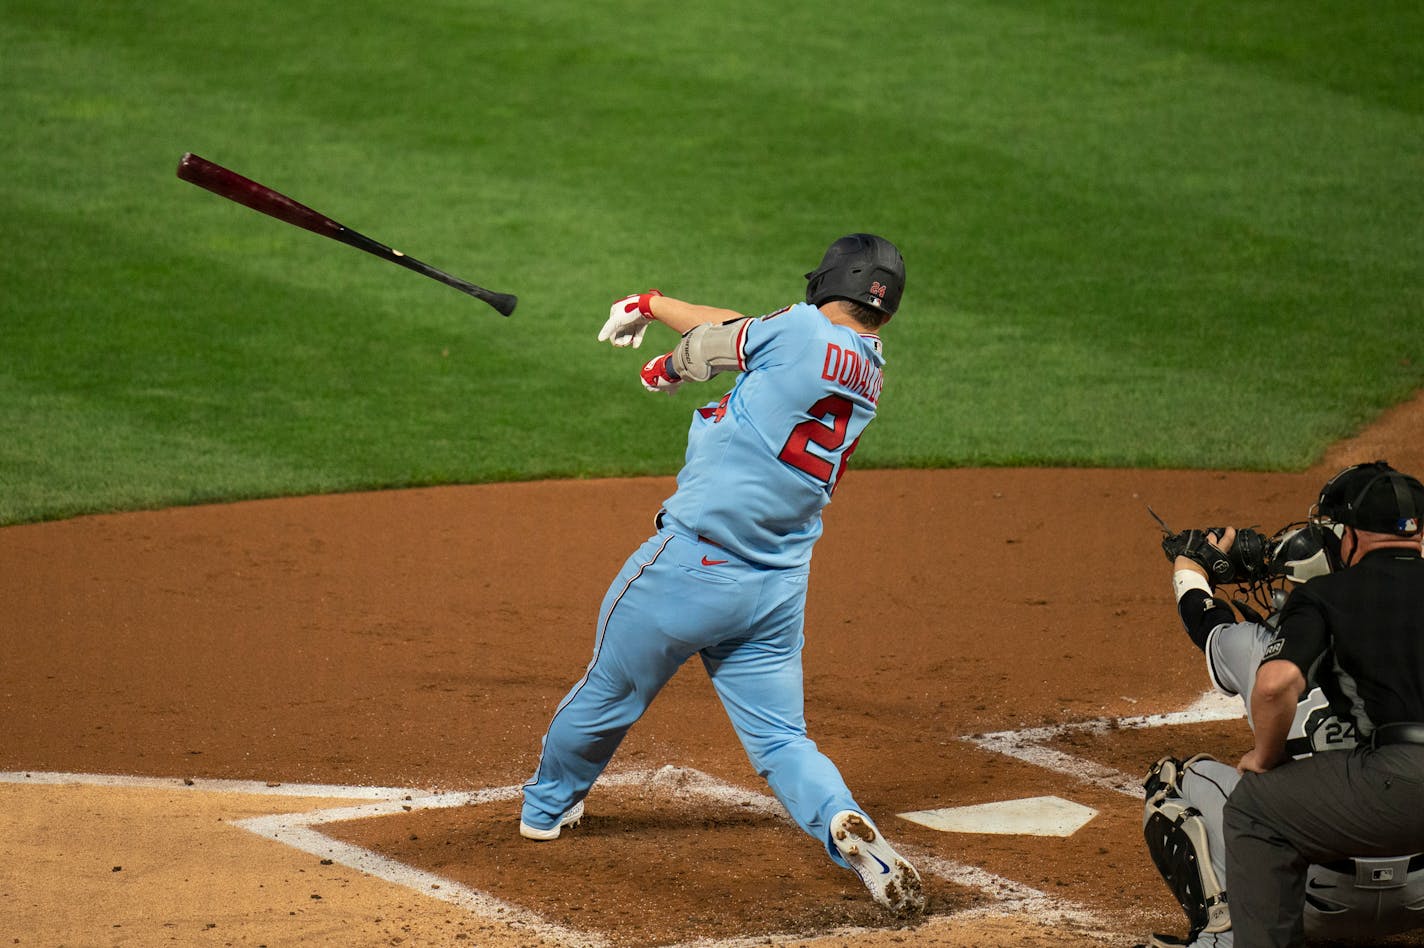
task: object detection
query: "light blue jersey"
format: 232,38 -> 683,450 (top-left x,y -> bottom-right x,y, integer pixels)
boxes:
523,299 -> 892,878
662,302 -> 885,568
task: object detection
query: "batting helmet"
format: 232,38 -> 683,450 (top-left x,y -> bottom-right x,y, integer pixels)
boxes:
1314,460 -> 1424,536
804,234 -> 906,317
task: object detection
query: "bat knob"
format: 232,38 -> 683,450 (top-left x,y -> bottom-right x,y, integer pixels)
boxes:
491,293 -> 518,317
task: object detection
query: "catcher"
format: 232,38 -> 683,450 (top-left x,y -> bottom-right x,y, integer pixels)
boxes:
1135,518 -> 1424,948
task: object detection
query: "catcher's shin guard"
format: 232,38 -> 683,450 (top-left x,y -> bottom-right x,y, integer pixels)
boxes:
1143,755 -> 1231,938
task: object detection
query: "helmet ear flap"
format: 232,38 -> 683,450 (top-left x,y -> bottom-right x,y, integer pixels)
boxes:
1269,522 -> 1333,585
1308,520 -> 1346,573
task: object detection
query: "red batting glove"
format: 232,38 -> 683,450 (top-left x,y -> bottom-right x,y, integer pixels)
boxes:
634,289 -> 661,318
640,353 -> 682,395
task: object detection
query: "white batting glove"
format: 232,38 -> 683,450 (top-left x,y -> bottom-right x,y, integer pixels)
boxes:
640,353 -> 682,395
598,289 -> 661,348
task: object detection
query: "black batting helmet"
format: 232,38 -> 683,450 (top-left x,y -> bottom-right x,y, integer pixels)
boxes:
804,234 -> 906,317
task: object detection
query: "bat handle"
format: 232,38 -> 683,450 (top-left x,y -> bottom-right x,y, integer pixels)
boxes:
378,242 -> 517,316
452,280 -> 518,316
481,290 -> 519,317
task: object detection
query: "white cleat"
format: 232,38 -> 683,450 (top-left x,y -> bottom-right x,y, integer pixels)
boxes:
519,800 -> 585,841
830,809 -> 926,915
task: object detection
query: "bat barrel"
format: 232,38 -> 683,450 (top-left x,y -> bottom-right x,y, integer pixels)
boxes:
178,152 -> 340,239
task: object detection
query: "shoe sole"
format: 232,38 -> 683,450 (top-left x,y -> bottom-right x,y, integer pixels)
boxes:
520,800 -> 584,841
831,810 -> 926,915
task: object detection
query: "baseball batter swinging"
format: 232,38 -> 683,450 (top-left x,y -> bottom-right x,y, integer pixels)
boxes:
519,234 -> 926,914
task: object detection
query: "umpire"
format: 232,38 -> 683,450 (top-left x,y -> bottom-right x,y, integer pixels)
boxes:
1224,460 -> 1424,946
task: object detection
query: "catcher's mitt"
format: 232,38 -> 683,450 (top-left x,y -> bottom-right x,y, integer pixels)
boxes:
1228,527 -> 1270,585
1161,529 -> 1236,584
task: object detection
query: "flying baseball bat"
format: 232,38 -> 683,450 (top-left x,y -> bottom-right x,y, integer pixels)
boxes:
176,152 -> 517,317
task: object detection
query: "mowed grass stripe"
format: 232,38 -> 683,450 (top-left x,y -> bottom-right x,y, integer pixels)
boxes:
1,1 -> 1419,522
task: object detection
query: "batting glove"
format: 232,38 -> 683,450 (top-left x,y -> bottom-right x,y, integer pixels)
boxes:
640,353 -> 682,395
598,289 -> 661,348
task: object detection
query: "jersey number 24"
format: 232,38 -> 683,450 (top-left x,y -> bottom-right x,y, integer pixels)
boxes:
778,395 -> 860,491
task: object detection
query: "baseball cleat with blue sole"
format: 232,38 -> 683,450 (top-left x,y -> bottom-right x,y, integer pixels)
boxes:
830,809 -> 926,914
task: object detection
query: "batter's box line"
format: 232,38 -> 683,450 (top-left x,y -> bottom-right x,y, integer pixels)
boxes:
0,765 -> 1104,947
962,690 -> 1244,798
235,765 -> 1105,946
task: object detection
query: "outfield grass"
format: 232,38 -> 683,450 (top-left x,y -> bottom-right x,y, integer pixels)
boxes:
2,1 -> 1421,524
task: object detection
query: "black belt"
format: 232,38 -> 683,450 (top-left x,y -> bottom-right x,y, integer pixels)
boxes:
1320,853 -> 1424,875
1371,722 -> 1424,748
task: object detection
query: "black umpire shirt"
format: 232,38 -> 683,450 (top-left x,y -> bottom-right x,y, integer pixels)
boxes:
1270,548 -> 1424,735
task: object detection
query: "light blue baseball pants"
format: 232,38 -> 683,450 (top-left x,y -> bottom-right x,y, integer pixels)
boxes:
521,524 -> 861,865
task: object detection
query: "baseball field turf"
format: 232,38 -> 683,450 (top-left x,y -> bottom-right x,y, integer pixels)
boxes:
2,1 -> 1421,525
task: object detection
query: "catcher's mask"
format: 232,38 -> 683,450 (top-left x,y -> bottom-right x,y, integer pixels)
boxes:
1309,460 -> 1424,569
1268,523 -> 1331,586
805,234 -> 905,318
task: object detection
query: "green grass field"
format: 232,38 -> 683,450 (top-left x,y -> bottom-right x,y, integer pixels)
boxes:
3,1 -> 1421,524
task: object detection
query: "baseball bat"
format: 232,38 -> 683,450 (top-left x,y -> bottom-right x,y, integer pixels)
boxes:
176,152 -> 517,317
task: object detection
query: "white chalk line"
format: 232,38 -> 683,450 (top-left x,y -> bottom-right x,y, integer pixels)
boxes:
2,692 -> 1237,944
916,854 -> 1103,928
0,764 -> 1100,945
963,689 -> 1245,798
0,769 -> 422,799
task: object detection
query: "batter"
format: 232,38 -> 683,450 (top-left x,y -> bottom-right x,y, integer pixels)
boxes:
520,234 -> 925,915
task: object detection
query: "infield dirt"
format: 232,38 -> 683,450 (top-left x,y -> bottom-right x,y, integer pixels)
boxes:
3,390 -> 1423,947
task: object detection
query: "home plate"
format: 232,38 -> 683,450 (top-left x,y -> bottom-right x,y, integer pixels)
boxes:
898,796 -> 1098,837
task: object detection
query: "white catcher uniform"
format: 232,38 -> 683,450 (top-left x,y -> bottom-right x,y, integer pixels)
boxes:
1142,604 -> 1424,947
